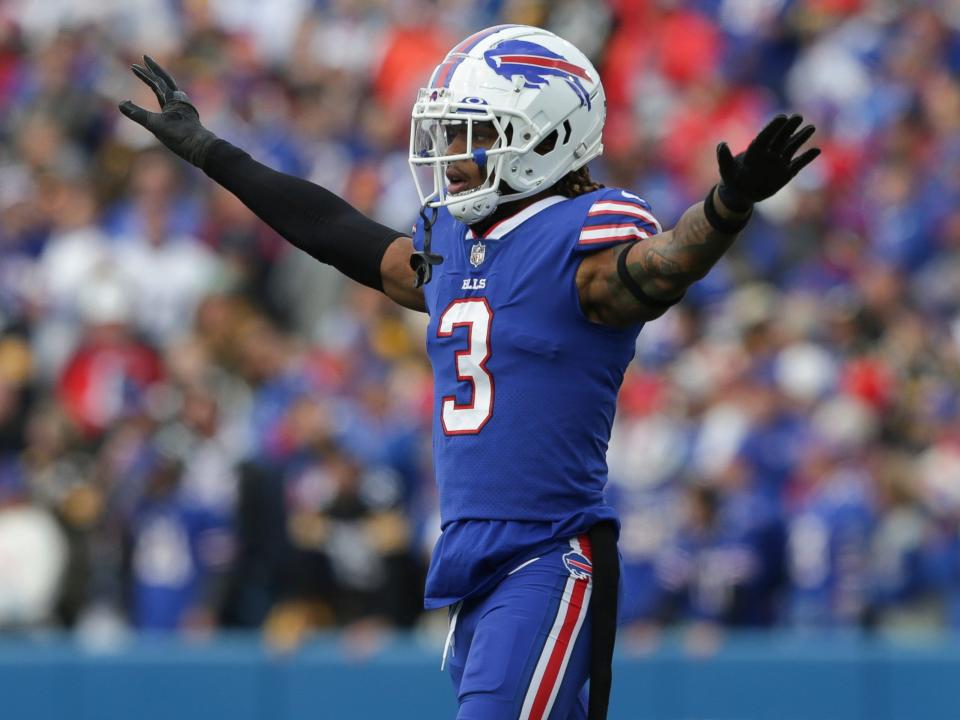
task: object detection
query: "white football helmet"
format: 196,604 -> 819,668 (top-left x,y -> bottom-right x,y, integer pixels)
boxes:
409,25 -> 606,225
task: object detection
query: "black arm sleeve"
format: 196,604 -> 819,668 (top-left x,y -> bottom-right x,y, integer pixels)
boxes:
202,139 -> 404,291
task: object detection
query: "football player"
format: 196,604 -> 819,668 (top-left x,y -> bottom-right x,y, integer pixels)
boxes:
120,24 -> 819,720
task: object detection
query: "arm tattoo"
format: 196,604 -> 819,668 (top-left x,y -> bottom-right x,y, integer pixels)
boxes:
611,201 -> 743,305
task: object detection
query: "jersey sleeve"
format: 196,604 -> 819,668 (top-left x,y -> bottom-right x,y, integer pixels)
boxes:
574,188 -> 662,253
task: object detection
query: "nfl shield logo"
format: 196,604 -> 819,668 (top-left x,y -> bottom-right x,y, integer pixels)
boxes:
470,241 -> 486,268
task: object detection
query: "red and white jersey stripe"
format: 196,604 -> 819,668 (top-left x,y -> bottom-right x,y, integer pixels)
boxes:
578,222 -> 651,244
577,189 -> 661,249
587,200 -> 661,231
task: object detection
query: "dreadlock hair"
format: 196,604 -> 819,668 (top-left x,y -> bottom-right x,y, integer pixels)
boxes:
554,165 -> 604,198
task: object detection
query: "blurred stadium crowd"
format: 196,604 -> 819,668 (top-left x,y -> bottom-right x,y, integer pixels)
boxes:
1,0 -> 959,647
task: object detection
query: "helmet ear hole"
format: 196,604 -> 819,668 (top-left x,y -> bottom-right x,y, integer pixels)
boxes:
534,129 -> 559,156
561,120 -> 572,145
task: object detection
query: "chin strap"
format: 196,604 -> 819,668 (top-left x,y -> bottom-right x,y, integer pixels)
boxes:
410,204 -> 444,288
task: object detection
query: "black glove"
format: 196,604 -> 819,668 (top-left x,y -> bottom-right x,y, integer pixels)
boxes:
715,114 -> 821,212
119,55 -> 218,168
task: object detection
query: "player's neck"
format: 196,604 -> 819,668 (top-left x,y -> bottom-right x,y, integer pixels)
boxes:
469,189 -> 557,237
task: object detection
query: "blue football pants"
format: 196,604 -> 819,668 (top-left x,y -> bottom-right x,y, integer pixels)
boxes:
445,535 -> 594,720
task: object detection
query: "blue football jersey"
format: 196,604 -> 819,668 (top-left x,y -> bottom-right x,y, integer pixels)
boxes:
413,188 -> 660,607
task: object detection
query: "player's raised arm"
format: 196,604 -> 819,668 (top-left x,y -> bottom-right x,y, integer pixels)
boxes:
577,114 -> 820,326
118,56 -> 424,311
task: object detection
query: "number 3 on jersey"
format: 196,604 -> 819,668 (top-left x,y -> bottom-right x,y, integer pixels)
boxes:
438,298 -> 494,434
